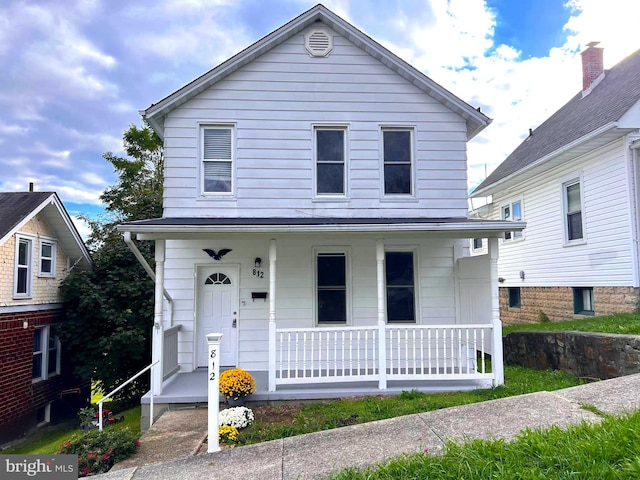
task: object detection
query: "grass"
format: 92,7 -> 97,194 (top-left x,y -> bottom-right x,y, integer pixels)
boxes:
328,410 -> 640,480
503,312 -> 640,336
238,366 -> 580,446
2,405 -> 141,455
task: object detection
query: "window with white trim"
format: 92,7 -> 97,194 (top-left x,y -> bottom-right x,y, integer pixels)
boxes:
501,200 -> 523,241
385,251 -> 416,323
573,287 -> 594,315
315,127 -> 346,195
202,126 -> 233,194
382,128 -> 413,195
15,235 -> 33,298
564,180 -> 583,241
33,326 -> 60,381
39,240 -> 56,277
316,252 -> 347,324
472,238 -> 483,250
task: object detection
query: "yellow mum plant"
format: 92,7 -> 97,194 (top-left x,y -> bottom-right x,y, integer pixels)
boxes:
219,368 -> 256,400
218,425 -> 239,444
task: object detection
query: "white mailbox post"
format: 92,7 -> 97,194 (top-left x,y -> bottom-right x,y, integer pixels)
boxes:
207,333 -> 223,453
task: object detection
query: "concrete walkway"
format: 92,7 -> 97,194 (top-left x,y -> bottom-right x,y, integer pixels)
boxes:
95,374 -> 640,480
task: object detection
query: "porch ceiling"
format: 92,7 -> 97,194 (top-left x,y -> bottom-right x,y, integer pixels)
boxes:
118,217 -> 525,240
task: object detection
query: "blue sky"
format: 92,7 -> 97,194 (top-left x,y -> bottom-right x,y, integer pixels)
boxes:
1,0 -> 639,235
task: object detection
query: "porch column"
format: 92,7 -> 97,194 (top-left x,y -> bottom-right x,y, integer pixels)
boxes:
152,240 -> 165,396
268,239 -> 277,392
488,237 -> 504,386
376,239 -> 387,389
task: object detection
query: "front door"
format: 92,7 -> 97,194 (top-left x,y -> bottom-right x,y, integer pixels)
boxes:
197,266 -> 238,368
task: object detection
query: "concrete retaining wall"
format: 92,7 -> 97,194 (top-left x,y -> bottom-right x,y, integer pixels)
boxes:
503,331 -> 640,380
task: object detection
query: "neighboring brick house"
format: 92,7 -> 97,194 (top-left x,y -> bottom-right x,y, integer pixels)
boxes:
470,44 -> 640,324
0,191 -> 92,444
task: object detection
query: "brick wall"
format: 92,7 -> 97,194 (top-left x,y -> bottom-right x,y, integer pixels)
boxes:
499,286 -> 640,325
0,308 -> 86,444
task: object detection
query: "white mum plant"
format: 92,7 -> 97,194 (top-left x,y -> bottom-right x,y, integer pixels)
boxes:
218,406 -> 254,429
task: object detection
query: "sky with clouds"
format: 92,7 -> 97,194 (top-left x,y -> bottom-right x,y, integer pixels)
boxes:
1,0 -> 639,235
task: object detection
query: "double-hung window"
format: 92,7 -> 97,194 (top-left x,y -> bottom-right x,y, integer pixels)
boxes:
33,326 -> 60,381
15,235 -> 33,298
382,128 -> 413,195
316,253 -> 347,324
385,251 -> 416,323
564,180 -> 583,241
202,126 -> 233,194
501,200 -> 523,241
315,128 -> 346,196
39,240 -> 56,277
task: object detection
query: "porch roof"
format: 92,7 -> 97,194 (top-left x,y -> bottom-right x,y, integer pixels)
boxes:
118,217 -> 525,239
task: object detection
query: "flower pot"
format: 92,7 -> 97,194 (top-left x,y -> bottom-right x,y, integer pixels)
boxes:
227,397 -> 246,407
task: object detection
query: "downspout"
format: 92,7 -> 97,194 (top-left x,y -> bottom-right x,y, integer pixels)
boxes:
123,232 -> 174,324
629,140 -> 640,288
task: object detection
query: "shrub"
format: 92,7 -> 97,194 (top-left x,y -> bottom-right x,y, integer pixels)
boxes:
219,368 -> 256,400
537,311 -> 550,323
219,407 -> 254,429
219,426 -> 239,444
58,427 -> 139,477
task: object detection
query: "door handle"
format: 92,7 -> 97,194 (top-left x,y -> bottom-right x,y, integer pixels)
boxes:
232,319 -> 237,328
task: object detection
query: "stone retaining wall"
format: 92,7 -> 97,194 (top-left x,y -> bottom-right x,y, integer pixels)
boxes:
503,331 -> 640,380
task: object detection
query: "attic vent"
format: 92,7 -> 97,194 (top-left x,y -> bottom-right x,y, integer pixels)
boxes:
305,30 -> 333,57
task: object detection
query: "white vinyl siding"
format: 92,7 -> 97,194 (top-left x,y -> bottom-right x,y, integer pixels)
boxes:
492,139 -> 634,287
202,126 -> 233,195
162,26 -> 468,218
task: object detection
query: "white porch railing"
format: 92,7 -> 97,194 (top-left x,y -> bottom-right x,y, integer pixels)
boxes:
163,325 -> 181,380
275,324 -> 493,388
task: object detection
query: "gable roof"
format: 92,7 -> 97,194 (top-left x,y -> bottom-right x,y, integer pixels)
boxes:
472,47 -> 640,197
142,4 -> 490,141
0,192 -> 93,270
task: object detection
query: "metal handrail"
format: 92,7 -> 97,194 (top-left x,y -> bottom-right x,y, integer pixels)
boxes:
97,361 -> 159,431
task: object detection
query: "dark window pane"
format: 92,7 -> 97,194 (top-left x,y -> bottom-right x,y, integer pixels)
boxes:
33,329 -> 42,352
17,267 -> 28,294
383,131 -> 411,162
386,287 -> 415,322
41,259 -> 52,273
48,349 -> 57,374
18,241 -> 28,265
508,288 -> 521,308
317,255 -> 346,287
33,353 -> 42,378
42,244 -> 52,258
317,163 -> 344,194
384,164 -> 411,194
385,252 -> 414,285
317,130 -> 344,161
318,289 -> 346,322
568,212 -> 583,240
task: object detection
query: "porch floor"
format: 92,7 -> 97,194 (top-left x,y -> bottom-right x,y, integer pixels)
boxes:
141,369 -> 494,405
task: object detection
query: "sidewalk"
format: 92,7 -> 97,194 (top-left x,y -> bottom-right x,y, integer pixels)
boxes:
96,373 -> 640,480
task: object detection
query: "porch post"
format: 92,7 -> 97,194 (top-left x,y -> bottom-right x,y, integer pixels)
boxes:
488,237 -> 504,386
376,239 -> 387,389
268,239 -> 277,392
207,333 -> 223,453
152,240 -> 165,396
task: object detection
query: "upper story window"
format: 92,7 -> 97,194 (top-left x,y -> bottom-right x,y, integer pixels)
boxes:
382,128 -> 413,195
15,235 -> 33,298
315,127 -> 346,196
316,252 -> 347,324
39,240 -> 56,277
472,238 -> 483,250
564,180 -> 584,242
202,126 -> 233,195
385,251 -> 416,323
33,326 -> 60,382
501,200 -> 523,241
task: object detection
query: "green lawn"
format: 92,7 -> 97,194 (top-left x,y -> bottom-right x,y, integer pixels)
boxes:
502,312 -> 640,336
329,410 -> 640,480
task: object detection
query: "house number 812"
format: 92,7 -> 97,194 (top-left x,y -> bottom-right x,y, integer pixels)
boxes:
253,269 -> 264,278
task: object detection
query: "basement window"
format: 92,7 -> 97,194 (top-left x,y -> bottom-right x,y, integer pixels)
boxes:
508,288 -> 521,308
573,287 -> 594,315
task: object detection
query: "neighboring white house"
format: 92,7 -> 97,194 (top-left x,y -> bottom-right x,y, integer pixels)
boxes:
119,4 -> 523,424
471,43 -> 640,325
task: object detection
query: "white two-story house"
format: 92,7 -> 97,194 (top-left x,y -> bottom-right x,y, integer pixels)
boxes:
471,43 -> 640,325
119,4 -> 523,423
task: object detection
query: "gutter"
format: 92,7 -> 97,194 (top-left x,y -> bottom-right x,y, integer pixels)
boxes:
123,231 -> 174,320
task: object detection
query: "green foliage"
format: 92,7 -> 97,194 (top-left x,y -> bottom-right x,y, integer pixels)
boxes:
58,124 -> 162,403
537,310 -> 550,323
58,427 -> 139,477
503,312 -> 640,336
329,410 -> 640,480
238,366 -> 580,446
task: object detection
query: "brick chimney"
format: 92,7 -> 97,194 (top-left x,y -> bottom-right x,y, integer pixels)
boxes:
581,41 -> 604,93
